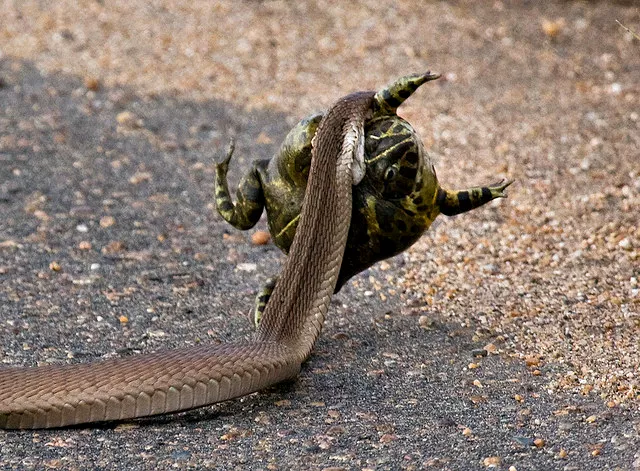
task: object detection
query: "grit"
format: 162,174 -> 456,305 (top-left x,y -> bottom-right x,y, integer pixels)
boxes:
0,1 -> 638,470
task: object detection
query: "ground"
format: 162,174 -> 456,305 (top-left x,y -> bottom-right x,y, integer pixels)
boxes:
0,1 -> 638,470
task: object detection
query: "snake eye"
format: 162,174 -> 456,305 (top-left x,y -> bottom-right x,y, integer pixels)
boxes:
384,166 -> 398,181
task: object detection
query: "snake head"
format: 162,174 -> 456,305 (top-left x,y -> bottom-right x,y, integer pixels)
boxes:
373,71 -> 441,117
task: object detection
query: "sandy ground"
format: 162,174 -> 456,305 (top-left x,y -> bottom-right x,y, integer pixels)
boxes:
1,1 -> 639,470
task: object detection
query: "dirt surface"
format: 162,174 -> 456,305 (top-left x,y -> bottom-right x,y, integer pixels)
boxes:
1,1 -> 639,470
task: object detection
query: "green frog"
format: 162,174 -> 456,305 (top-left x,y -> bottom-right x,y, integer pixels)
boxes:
215,72 -> 512,324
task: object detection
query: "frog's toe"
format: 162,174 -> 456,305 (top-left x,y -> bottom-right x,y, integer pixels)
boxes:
216,138 -> 236,168
489,179 -> 515,198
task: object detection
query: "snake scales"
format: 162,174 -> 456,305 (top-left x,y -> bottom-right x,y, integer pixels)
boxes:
0,89 -> 375,429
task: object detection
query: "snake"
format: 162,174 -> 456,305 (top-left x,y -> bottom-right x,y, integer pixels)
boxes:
0,85 -> 377,429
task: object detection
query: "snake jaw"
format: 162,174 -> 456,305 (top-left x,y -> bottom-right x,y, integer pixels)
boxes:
350,111 -> 370,186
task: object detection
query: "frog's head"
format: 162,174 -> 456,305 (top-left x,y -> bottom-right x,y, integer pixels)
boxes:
363,115 -> 427,199
343,114 -> 439,290
338,72 -> 443,289
360,71 -> 440,200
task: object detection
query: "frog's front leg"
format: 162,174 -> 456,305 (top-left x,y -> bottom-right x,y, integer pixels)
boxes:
215,140 -> 270,230
437,179 -> 514,216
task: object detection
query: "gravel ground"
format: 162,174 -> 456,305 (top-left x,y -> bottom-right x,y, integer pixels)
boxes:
1,1 -> 639,470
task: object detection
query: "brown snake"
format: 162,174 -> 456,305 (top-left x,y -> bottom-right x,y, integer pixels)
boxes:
0,91 -> 375,429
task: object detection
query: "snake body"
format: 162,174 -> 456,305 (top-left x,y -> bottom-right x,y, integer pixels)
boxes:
0,91 -> 375,429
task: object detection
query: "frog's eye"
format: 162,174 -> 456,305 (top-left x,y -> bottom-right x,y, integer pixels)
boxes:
384,166 -> 398,182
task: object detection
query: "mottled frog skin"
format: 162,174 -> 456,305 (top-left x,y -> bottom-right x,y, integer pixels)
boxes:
215,73 -> 512,301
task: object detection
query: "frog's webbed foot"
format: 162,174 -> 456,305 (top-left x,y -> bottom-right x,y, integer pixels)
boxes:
487,179 -> 515,199
437,179 -> 514,217
373,71 -> 441,117
214,139 -> 268,230
251,277 -> 277,328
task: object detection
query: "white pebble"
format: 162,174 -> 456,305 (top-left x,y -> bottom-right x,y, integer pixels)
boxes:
236,263 -> 257,272
619,238 -> 631,250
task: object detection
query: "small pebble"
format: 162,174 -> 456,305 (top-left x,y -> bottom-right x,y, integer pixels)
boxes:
251,230 -> 271,245
541,18 -> 566,38
326,425 -> 345,436
379,434 -> 397,443
534,438 -> 545,448
49,261 -> 61,272
129,171 -> 152,184
524,355 -> 541,367
84,76 -> 99,91
484,343 -> 498,354
236,263 -> 257,272
113,423 -> 139,431
102,241 -> 126,254
116,111 -> 143,128
618,238 -> 631,250
100,215 -> 116,228
483,456 -> 501,468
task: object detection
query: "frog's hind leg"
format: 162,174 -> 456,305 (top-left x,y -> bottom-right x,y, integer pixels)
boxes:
437,180 -> 514,216
215,140 -> 269,230
251,277 -> 277,328
373,71 -> 441,116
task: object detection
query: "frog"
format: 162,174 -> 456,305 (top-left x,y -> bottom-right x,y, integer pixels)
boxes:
214,72 -> 513,324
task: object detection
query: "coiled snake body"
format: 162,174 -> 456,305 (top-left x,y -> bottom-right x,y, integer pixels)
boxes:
0,88 -> 376,429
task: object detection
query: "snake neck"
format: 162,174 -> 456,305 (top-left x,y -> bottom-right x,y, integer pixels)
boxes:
256,91 -> 375,361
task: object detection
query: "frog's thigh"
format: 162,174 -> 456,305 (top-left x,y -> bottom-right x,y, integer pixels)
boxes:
273,213 -> 301,252
278,113 -> 322,182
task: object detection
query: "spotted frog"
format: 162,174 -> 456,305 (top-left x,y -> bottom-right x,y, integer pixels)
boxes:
215,73 -> 512,321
